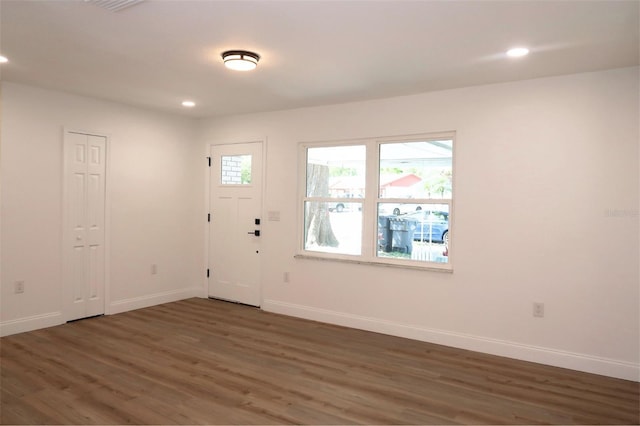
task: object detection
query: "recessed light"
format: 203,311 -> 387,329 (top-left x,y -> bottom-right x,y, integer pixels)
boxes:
182,100 -> 196,107
222,50 -> 260,71
0,55 -> 8,63
506,47 -> 529,58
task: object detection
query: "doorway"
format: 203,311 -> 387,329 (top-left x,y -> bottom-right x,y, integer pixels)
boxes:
63,130 -> 107,321
207,142 -> 263,306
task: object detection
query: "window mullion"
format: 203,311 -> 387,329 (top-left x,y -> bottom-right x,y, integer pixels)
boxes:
362,140 -> 379,258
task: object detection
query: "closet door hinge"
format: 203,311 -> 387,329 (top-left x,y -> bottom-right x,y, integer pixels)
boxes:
207,156 -> 211,167
206,268 -> 210,278
207,213 -> 211,222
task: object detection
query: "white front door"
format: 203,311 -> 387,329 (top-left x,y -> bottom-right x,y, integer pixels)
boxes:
63,131 -> 107,321
208,142 -> 263,306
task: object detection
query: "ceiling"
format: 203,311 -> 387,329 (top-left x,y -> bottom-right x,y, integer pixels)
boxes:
1,0 -> 638,118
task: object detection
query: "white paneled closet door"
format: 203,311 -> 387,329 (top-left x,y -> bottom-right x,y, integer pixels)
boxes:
63,131 -> 107,321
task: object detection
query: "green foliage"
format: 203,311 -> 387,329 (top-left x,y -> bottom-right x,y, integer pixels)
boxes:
423,169 -> 452,198
380,167 -> 405,175
240,156 -> 252,184
329,167 -> 358,177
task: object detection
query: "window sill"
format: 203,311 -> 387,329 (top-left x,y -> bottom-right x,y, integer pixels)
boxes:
294,254 -> 453,273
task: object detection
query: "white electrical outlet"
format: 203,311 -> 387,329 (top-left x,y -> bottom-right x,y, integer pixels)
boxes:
14,280 -> 25,294
283,272 -> 290,283
533,302 -> 545,318
151,264 -> 158,275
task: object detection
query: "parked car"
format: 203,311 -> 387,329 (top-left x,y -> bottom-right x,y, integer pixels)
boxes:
331,202 -> 346,213
329,194 -> 363,213
404,210 -> 449,244
378,203 -> 425,216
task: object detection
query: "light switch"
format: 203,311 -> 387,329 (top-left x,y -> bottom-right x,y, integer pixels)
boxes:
268,211 -> 280,221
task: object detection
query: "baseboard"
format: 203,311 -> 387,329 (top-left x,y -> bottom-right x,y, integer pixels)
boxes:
0,311 -> 64,337
262,299 -> 639,382
108,287 -> 204,315
1,288 -> 205,337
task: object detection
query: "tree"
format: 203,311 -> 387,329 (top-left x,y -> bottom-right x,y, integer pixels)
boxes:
423,181 -> 435,198
329,166 -> 357,177
240,156 -> 252,184
423,169 -> 452,199
305,163 -> 339,247
435,170 -> 452,198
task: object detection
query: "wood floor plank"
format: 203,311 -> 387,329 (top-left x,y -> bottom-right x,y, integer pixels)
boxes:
1,297 -> 638,424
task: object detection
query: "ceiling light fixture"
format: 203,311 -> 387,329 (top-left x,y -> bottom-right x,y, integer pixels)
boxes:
181,100 -> 196,107
0,55 -> 8,63
221,50 -> 260,71
506,47 -> 530,58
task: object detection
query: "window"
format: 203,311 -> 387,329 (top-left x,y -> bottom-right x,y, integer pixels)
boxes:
300,133 -> 454,269
221,154 -> 252,185
304,145 -> 365,255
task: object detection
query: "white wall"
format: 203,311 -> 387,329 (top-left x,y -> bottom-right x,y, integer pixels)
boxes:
1,82 -> 204,335
1,68 -> 637,381
198,67 -> 639,380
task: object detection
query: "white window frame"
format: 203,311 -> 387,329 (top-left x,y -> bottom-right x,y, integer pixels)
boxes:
297,132 -> 455,272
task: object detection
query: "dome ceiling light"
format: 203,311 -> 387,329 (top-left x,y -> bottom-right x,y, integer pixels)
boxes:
222,50 -> 260,71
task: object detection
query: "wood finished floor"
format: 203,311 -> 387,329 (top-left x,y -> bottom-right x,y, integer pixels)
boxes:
1,298 -> 638,425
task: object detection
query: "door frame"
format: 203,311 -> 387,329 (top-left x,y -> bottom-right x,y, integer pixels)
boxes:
203,139 -> 267,304
62,127 -> 111,321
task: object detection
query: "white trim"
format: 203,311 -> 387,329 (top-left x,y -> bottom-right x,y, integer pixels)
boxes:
293,253 -> 453,272
0,312 -> 63,337
259,138 -> 267,306
203,147 -> 212,298
262,299 -> 639,382
1,289 -> 205,336
108,287 -> 204,315
104,132 -> 113,318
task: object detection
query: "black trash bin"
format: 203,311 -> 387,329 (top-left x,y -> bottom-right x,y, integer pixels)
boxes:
377,215 -> 392,252
389,217 -> 417,254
